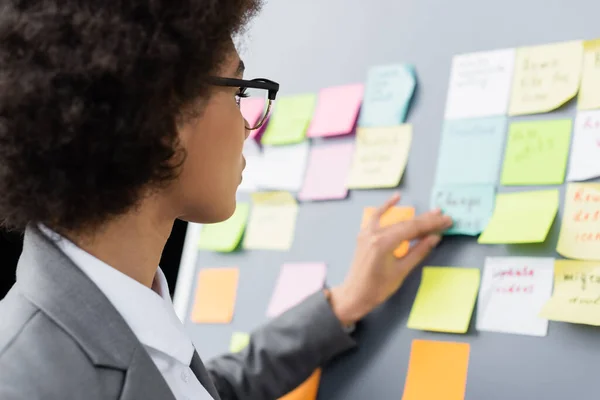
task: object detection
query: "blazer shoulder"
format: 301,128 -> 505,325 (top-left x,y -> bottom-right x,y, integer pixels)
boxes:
0,289 -> 120,400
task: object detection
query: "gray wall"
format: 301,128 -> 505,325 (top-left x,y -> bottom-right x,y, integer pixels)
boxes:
185,1 -> 600,399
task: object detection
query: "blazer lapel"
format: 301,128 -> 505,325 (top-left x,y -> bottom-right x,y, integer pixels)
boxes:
16,226 -> 174,400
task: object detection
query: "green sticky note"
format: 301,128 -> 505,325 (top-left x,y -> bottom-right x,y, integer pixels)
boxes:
500,120 -> 572,185
261,94 -> 316,145
198,203 -> 249,252
407,267 -> 480,333
229,332 -> 250,353
478,190 -> 559,244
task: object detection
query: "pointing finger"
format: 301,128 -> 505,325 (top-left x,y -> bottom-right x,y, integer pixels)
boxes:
369,192 -> 401,230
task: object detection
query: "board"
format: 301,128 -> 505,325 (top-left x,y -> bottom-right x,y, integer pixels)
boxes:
173,1 -> 600,399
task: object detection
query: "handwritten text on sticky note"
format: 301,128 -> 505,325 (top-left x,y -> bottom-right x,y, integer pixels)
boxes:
540,260 -> 600,326
579,39 -> 600,111
346,125 -> 412,189
557,183 -> 600,260
191,268 -> 239,324
261,94 -> 316,145
308,84 -> 363,137
509,41 -> 583,116
476,257 -> 554,337
567,111 -> 600,182
362,206 -> 415,257
298,142 -> 354,201
500,120 -> 572,185
445,48 -> 516,120
478,190 -> 559,244
430,185 -> 495,235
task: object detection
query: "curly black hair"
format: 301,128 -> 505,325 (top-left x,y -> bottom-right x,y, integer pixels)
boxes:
0,0 -> 261,232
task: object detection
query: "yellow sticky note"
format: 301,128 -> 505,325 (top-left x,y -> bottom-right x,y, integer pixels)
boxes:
509,40 -> 584,116
229,332 -> 250,353
579,39 -> 600,110
407,267 -> 480,333
278,369 -> 321,400
243,192 -> 298,250
198,203 -> 249,252
500,120 -> 572,186
361,206 -> 415,257
557,183 -> 600,260
402,340 -> 470,400
478,190 -> 559,244
261,94 -> 317,145
540,260 -> 600,326
191,268 -> 239,324
346,125 -> 412,189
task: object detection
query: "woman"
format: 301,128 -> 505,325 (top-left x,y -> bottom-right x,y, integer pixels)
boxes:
0,1 -> 452,399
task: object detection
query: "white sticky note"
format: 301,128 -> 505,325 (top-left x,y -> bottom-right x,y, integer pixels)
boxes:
257,142 -> 309,192
567,111 -> 600,182
476,257 -> 554,337
444,49 -> 516,120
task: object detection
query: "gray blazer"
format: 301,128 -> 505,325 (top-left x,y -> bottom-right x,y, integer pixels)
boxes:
0,227 -> 356,400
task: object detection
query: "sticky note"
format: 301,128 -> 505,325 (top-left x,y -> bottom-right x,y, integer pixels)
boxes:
557,183 -> 600,260
307,84 -> 364,137
257,142 -> 309,192
267,263 -> 327,317
500,119 -> 572,186
198,203 -> 249,252
402,340 -> 470,400
361,206 -> 415,257
430,185 -> 495,236
444,48 -> 516,120
298,142 -> 354,201
243,192 -> 298,251
346,125 -> 412,189
191,268 -> 239,324
434,117 -> 506,186
567,111 -> 600,182
278,369 -> 322,400
229,332 -> 250,353
407,267 -> 480,333
478,190 -> 559,244
476,257 -> 554,337
541,260 -> 600,326
508,40 -> 584,116
261,94 -> 316,145
359,64 -> 416,127
238,153 -> 261,192
578,39 -> 600,110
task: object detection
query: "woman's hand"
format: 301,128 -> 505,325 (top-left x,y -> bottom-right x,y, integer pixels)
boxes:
328,193 -> 453,326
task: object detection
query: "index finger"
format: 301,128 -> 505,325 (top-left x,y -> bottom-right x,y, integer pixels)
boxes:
369,192 -> 401,230
378,210 -> 452,246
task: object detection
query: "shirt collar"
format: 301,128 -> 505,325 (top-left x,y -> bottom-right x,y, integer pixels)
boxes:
38,225 -> 195,366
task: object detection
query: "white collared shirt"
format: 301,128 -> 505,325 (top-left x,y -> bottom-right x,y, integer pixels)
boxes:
39,225 -> 212,400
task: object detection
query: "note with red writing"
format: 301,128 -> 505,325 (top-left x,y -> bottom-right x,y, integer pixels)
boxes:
540,260 -> 600,326
509,41 -> 584,116
476,257 -> 554,336
191,268 -> 239,324
478,189 -> 559,244
401,340 -> 470,400
257,142 -> 310,192
430,185 -> 495,235
500,119 -> 572,186
434,117 -> 507,186
444,48 -> 516,120
567,111 -> 600,182
557,183 -> 600,260
278,369 -> 322,400
307,84 -> 364,137
298,142 -> 354,201
267,263 -> 327,317
361,206 -> 415,257
578,39 -> 600,111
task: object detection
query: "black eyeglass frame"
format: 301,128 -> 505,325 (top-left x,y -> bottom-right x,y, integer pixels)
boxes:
207,77 -> 280,130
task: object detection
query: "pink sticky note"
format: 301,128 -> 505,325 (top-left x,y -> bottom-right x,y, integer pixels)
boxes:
298,142 -> 355,201
240,98 -> 266,140
267,263 -> 327,317
307,84 -> 364,137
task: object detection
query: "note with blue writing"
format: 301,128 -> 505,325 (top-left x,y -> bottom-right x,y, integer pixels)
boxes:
434,117 -> 507,185
430,185 -> 495,236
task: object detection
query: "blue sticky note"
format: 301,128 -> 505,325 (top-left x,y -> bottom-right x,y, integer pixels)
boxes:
358,64 -> 416,127
430,185 -> 496,235
434,117 -> 507,185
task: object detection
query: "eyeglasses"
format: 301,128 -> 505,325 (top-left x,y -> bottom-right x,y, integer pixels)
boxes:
207,77 -> 280,130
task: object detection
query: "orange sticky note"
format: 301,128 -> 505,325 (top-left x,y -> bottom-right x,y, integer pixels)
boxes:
362,206 -> 415,257
191,268 -> 239,324
402,340 -> 470,400
278,369 -> 321,400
